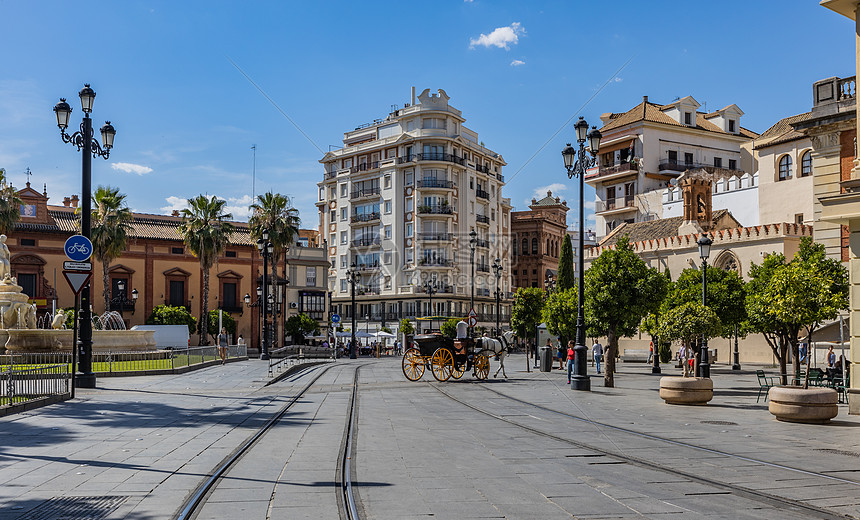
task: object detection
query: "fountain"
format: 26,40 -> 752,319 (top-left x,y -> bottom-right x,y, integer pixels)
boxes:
0,235 -> 155,353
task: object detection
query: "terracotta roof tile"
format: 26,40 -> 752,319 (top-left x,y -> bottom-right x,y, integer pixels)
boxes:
753,111 -> 812,149
599,209 -> 735,247
599,100 -> 759,138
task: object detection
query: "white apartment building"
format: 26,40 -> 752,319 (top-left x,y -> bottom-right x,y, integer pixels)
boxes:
317,88 -> 513,333
589,95 -> 759,237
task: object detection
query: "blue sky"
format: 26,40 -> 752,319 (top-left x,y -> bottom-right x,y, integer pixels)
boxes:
0,1 -> 854,231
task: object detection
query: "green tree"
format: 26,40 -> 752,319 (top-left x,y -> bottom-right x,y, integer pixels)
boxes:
663,266 -> 746,337
541,288 -> 578,348
511,287 -> 546,346
441,317 -> 461,338
198,309 -> 237,340
584,235 -> 655,387
285,313 -> 320,343
249,192 -> 301,349
0,169 -> 22,235
90,186 -> 133,313
556,234 -> 575,291
657,302 -> 722,367
399,318 -> 414,344
178,195 -> 235,344
145,304 -> 197,335
746,238 -> 847,385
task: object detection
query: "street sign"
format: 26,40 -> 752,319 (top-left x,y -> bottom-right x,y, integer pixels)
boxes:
467,316 -> 478,328
63,270 -> 92,295
468,308 -> 477,318
331,313 -> 341,324
64,235 -> 93,262
64,261 -> 92,271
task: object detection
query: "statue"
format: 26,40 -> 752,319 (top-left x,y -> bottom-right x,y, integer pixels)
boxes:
52,309 -> 66,330
0,235 -> 10,280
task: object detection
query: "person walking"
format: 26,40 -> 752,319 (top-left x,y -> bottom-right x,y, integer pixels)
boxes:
557,339 -> 565,370
592,341 -> 603,374
566,341 -> 576,384
218,327 -> 228,365
647,340 -> 654,364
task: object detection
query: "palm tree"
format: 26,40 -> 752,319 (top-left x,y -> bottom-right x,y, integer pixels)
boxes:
0,169 -> 22,235
248,192 -> 300,348
178,195 -> 235,345
91,186 -> 133,312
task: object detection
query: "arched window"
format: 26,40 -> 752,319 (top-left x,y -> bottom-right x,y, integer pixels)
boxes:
531,238 -> 538,255
522,238 -> 528,256
778,155 -> 792,181
512,238 -> 517,257
800,151 -> 812,177
546,239 -> 550,256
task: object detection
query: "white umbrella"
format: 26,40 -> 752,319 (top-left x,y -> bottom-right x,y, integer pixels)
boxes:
374,331 -> 396,338
336,331 -> 352,338
355,331 -> 375,338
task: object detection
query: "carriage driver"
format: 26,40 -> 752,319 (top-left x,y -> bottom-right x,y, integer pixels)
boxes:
455,320 -> 469,357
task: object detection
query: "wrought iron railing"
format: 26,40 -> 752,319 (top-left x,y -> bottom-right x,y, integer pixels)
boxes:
417,204 -> 453,215
351,236 -> 381,247
418,179 -> 455,189
350,187 -> 380,199
476,214 -> 490,224
476,189 -> 490,200
351,212 -> 381,223
418,233 -> 453,242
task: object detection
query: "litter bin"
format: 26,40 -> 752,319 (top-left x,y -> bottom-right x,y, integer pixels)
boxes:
539,346 -> 553,372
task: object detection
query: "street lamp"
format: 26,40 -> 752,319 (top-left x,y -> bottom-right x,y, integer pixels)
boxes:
256,229 -> 273,360
469,229 -> 477,336
54,84 -> 116,389
346,262 -> 359,359
697,234 -> 712,378
109,280 -> 138,318
544,272 -> 556,294
562,116 -> 601,392
492,258 -> 502,336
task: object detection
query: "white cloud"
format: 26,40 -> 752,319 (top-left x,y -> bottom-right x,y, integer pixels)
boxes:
161,196 -> 188,214
469,22 -> 524,50
584,200 -> 596,211
111,162 -> 153,175
614,77 -> 623,82
223,195 -> 255,220
510,59 -> 525,67
525,183 -> 567,206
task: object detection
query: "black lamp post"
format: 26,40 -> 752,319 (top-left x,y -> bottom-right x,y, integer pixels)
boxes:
544,272 -> 556,294
109,280 -> 138,318
256,229 -> 274,360
697,234 -> 712,378
732,324 -> 741,370
346,262 -> 359,359
469,229 -> 477,335
54,84 -> 116,389
492,258 -> 502,336
423,280 -> 437,332
562,116 -> 601,392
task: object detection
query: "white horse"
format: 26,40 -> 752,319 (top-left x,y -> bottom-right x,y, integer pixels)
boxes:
475,331 -> 515,379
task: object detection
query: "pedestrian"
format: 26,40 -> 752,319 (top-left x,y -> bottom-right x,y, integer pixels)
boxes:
557,340 -> 565,370
647,340 -> 654,364
677,344 -> 688,375
218,327 -> 228,365
237,334 -> 245,346
592,341 -> 603,374
533,340 -> 539,368
566,340 -> 575,384
798,342 -> 808,365
827,345 -> 836,372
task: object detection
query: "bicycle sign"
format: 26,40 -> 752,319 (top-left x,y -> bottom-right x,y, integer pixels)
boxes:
64,235 -> 93,262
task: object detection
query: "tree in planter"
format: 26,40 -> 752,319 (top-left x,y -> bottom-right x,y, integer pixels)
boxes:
285,313 -> 321,344
146,304 -> 197,335
657,302 -> 722,375
541,288 -> 578,353
441,318 -> 461,339
511,287 -> 546,351
746,238 -> 848,385
584,235 -> 658,387
663,266 -> 746,339
639,269 -> 671,366
198,310 -> 237,343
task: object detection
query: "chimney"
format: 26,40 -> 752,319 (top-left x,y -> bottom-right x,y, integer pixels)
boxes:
643,95 -> 649,103
411,86 -> 416,106
70,195 -> 79,208
172,210 -> 180,217
63,197 -> 71,207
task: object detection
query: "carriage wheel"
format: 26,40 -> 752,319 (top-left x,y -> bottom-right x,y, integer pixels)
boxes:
402,348 -> 425,381
430,348 -> 454,382
451,360 -> 466,379
473,352 -> 490,380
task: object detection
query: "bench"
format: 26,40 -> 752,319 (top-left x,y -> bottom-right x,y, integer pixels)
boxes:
756,370 -> 778,402
621,349 -> 650,362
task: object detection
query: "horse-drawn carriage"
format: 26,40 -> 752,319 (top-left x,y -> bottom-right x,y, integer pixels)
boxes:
401,334 -> 491,382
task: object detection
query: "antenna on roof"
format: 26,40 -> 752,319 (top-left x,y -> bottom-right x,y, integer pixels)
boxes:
251,144 -> 256,203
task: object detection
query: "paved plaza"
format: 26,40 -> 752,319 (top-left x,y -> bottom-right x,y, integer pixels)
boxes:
0,356 -> 858,519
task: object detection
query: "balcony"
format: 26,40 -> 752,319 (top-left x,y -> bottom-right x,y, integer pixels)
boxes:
350,236 -> 381,248
423,283 -> 453,294
595,196 -> 637,215
475,164 -> 490,174
476,264 -> 490,273
350,187 -> 380,200
356,285 -> 380,296
585,161 -> 638,181
476,288 -> 491,297
396,153 -> 466,165
417,204 -> 453,215
350,212 -> 381,224
496,173 -> 505,182
324,170 -> 338,179
418,232 -> 453,242
355,261 -> 380,272
475,238 -> 489,249
476,214 -> 490,225
349,161 -> 380,174
419,257 -> 453,267
417,179 -> 455,189
658,160 -> 745,177
476,188 -> 489,200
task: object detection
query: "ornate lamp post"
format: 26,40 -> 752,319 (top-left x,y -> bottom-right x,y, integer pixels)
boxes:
53,84 -> 116,389
423,279 -> 437,332
492,258 -> 502,336
544,272 -> 556,294
346,262 -> 359,359
109,280 -> 138,318
469,229 -> 477,336
562,116 -> 601,392
697,234 -> 712,378
256,229 -> 274,360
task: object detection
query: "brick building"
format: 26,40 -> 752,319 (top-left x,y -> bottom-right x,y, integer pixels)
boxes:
511,191 -> 568,290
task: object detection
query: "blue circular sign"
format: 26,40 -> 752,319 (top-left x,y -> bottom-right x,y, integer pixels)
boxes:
331,314 -> 341,324
64,235 -> 93,262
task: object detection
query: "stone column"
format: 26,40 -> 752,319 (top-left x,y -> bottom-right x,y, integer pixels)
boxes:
849,229 -> 860,414
810,128 -> 846,260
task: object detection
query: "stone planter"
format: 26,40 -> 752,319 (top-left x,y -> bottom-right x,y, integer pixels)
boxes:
768,386 -> 838,424
659,376 -> 713,405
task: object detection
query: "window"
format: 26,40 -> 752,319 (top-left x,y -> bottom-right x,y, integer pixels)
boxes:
491,209 -> 495,221
340,255 -> 347,268
800,151 -> 812,177
341,208 -> 347,221
512,239 -> 517,256
406,249 -> 413,263
384,251 -> 392,264
222,282 -> 237,309
728,119 -> 736,133
795,213 -> 804,226
343,158 -> 352,168
531,238 -> 538,255
169,280 -> 185,307
668,150 -> 678,164
329,233 -> 335,246
172,247 -> 184,255
340,231 -> 347,244
330,210 -> 336,223
422,118 -> 446,129
340,184 -> 347,197
405,170 -> 413,186
341,279 -> 347,292
384,225 -> 391,239
406,223 -> 413,237
684,153 -> 693,166
319,187 -> 325,200
684,112 -> 692,125
18,273 -> 36,299
225,250 -> 237,258
306,266 -> 317,287
470,177 -> 474,189
522,238 -> 528,255
728,159 -> 737,170
384,200 -> 392,214
778,155 -> 792,181
19,238 -> 35,247
713,157 -> 722,168
406,198 -> 413,212
329,187 -> 336,199
384,175 -> 391,189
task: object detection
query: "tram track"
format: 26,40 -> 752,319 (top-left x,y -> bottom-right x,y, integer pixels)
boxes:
173,362 -> 364,520
431,383 -> 857,520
